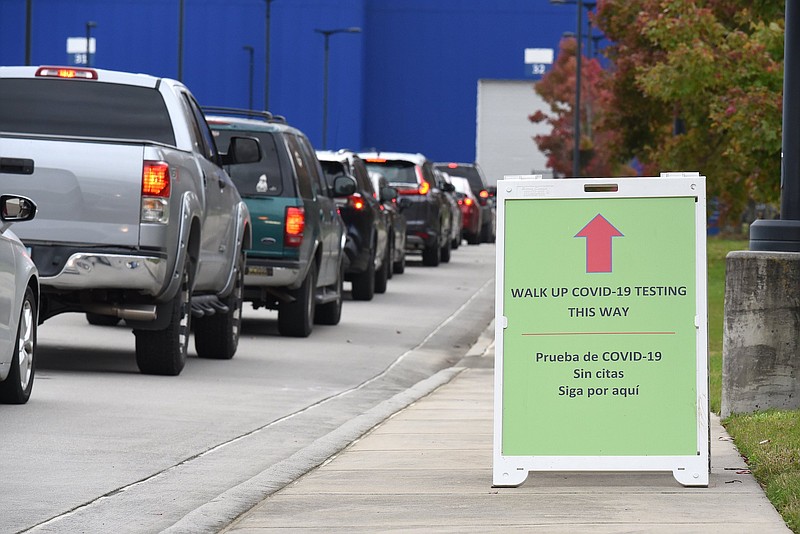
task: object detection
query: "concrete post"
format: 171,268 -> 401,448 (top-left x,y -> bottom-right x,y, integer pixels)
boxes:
722,251 -> 800,417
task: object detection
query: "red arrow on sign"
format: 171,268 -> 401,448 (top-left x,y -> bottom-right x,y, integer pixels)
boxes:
575,214 -> 624,273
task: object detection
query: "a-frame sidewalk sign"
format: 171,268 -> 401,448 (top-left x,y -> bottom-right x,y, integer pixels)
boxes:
493,173 -> 709,487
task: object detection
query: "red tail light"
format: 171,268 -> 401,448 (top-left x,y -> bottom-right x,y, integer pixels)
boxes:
347,193 -> 366,210
142,161 -> 170,197
397,181 -> 430,196
479,190 -> 489,199
284,206 -> 305,247
464,198 -> 473,206
36,66 -> 98,79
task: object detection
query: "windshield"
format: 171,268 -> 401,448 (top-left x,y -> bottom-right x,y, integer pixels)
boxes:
435,164 -> 484,193
364,160 -> 417,184
214,130 -> 284,196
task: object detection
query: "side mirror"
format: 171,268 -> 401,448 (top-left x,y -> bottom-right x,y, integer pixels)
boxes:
441,182 -> 455,193
1,195 -> 37,222
1,195 -> 36,232
333,175 -> 357,197
221,136 -> 261,165
398,197 -> 413,211
380,186 -> 398,203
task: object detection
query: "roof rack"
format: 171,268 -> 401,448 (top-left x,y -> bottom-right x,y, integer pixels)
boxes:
270,115 -> 287,124
201,106 -> 274,121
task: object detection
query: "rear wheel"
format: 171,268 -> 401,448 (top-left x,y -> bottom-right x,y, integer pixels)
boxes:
134,259 -> 192,376
422,241 -> 440,266
86,313 -> 121,326
315,259 -> 343,325
0,287 -> 36,404
374,245 -> 390,294
467,231 -> 481,245
440,237 -> 452,263
278,261 -> 316,337
393,250 -> 406,274
351,249 -> 376,300
194,248 -> 244,359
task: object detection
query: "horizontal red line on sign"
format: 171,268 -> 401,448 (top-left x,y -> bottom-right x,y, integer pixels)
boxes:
522,332 -> 676,336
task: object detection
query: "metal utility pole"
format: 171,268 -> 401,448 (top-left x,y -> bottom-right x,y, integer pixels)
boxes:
314,27 -> 361,150
750,0 -> 800,250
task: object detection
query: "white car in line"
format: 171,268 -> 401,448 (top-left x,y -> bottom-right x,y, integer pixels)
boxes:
0,195 -> 38,404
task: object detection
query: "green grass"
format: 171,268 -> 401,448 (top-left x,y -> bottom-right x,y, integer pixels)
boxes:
707,238 -> 747,413
707,237 -> 800,532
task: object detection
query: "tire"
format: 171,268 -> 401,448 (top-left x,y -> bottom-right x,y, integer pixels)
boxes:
467,231 -> 481,245
278,261 -> 316,337
386,239 -> 394,280
393,250 -> 406,274
86,313 -> 121,326
374,245 -> 390,294
0,287 -> 36,404
440,237 -> 452,263
134,260 -> 192,376
422,242 -> 440,267
452,229 -> 461,250
194,249 -> 244,360
351,249 -> 376,301
315,259 -> 343,325
481,222 -> 492,243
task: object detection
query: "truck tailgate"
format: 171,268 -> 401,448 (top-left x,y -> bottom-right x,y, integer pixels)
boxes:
1,137 -> 143,247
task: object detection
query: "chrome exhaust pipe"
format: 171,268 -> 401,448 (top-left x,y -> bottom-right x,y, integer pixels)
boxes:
84,304 -> 157,321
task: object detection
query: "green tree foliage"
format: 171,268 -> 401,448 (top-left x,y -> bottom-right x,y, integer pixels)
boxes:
535,0 -> 784,228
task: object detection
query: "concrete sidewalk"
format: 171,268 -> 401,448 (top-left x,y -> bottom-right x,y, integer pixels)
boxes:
220,335 -> 790,533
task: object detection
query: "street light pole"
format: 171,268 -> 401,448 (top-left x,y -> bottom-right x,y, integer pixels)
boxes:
572,0 -> 582,177
85,21 -> 96,67
314,27 -> 361,150
25,0 -> 32,65
265,0 -> 274,111
243,45 -> 255,110
177,0 -> 184,81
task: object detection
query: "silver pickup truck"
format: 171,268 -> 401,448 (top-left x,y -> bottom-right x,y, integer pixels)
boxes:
0,66 -> 260,376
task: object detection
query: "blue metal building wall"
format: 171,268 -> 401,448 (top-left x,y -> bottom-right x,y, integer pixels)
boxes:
0,0 -> 575,160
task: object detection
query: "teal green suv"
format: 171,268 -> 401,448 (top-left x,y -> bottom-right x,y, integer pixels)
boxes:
206,109 -> 356,337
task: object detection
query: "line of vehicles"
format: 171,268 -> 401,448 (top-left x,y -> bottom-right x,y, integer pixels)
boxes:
0,65 -> 496,404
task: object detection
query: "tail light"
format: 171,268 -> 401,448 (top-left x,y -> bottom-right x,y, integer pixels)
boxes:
141,161 -> 170,223
464,197 -> 473,206
285,206 -> 305,247
35,66 -> 98,79
478,189 -> 489,206
346,193 -> 366,211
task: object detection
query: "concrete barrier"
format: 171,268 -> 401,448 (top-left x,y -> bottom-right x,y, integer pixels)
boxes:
722,250 -> 800,417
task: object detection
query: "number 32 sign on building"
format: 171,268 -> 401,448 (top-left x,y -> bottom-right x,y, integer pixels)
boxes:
493,174 -> 709,487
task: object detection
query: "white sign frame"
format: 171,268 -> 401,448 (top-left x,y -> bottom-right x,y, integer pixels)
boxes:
493,173 -> 709,488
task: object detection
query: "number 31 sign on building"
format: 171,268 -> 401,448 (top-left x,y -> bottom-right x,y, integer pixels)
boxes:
493,174 -> 709,487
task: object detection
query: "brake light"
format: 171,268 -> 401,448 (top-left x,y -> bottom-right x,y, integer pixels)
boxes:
35,66 -> 98,80
464,197 -> 473,206
365,158 -> 387,163
447,163 -> 458,169
418,181 -> 430,195
285,206 -> 305,247
479,190 -> 489,199
348,193 -> 366,211
142,162 -> 171,197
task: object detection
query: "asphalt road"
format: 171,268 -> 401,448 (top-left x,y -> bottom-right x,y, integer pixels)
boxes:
0,244 -> 496,533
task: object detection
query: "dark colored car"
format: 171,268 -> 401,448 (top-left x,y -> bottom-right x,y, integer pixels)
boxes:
435,162 -> 496,243
436,168 -> 463,250
448,175 -> 483,245
317,150 -> 390,300
206,108 -> 356,337
368,170 -> 408,275
361,152 -> 455,267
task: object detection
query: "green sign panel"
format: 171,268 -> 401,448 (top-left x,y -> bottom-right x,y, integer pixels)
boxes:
493,175 -> 709,487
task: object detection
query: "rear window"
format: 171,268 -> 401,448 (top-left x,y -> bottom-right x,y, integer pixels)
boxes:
0,78 -> 175,145
319,160 -> 346,188
364,160 -> 418,184
214,130 -> 284,197
435,164 -> 485,193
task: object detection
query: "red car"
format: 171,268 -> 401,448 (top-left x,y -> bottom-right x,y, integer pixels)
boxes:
447,175 -> 482,245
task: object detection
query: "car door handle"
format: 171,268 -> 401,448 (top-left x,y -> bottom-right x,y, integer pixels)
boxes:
0,157 -> 34,175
